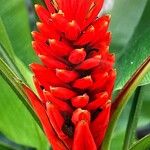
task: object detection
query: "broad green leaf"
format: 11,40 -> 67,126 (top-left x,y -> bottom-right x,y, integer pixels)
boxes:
0,43 -> 20,78
129,134 -> 150,150
110,0 -> 147,51
0,0 -> 39,94
0,19 -> 23,81
0,76 -> 48,150
0,21 -> 23,84
0,18 -> 14,62
105,0 -> 150,90
0,10 -> 35,90
113,0 -> 150,90
0,0 -> 37,66
101,57 -> 150,150
0,58 -> 37,118
0,59 -> 48,148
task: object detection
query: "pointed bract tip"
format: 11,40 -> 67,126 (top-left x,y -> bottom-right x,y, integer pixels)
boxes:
38,54 -> 45,59
76,48 -> 84,52
103,91 -> 109,97
55,68 -> 64,73
71,108 -> 91,125
94,55 -> 101,59
31,31 -> 35,36
34,4 -> 39,9
68,20 -> 76,26
104,21 -> 109,27
46,101 -> 53,109
48,39 -> 55,43
107,14 -> 111,20
31,41 -> 35,45
29,63 -> 38,70
58,10 -> 64,15
89,25 -> 95,31
85,75 -> 92,80
51,13 -> 57,18
49,86 -> 55,91
36,22 -> 43,27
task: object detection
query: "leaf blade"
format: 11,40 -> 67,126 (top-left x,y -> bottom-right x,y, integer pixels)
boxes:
110,0 -> 147,51
0,58 -> 49,149
114,0 -> 150,90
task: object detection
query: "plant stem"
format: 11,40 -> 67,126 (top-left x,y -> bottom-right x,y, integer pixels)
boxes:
123,86 -> 143,150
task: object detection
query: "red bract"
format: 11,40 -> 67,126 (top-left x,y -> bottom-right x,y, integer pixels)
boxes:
24,0 -> 116,149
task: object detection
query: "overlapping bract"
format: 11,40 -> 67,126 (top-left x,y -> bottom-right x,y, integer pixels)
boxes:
24,0 -> 116,149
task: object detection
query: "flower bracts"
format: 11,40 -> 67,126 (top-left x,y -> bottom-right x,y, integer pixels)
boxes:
24,0 -> 116,149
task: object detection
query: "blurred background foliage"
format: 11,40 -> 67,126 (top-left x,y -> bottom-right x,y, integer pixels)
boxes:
0,0 -> 150,149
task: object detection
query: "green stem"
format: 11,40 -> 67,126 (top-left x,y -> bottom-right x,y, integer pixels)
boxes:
123,86 -> 143,150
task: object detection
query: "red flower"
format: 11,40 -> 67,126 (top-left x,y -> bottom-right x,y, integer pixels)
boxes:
23,0 -> 116,149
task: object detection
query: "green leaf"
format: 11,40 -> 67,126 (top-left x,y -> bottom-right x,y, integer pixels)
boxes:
0,8 -> 34,89
108,0 -> 150,90
110,0 -> 147,51
101,57 -> 150,150
0,58 -> 49,149
0,0 -> 37,66
0,18 -> 23,81
113,0 -> 150,90
0,77 -> 48,150
0,58 -> 36,119
0,135 -> 34,150
0,43 -> 20,78
129,134 -> 150,150
0,18 -> 15,62
123,86 -> 143,150
0,143 -> 14,150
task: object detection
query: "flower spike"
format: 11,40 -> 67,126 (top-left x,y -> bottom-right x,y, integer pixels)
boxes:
25,0 -> 116,149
